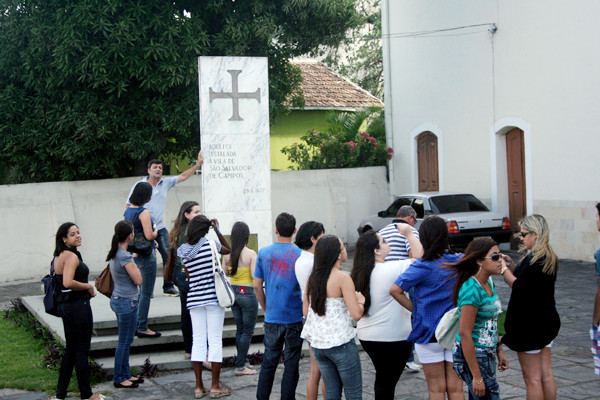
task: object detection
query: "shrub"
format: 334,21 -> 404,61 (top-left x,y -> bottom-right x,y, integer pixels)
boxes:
282,130 -> 392,170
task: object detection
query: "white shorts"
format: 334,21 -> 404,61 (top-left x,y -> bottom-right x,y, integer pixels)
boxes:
415,342 -> 453,364
524,341 -> 553,355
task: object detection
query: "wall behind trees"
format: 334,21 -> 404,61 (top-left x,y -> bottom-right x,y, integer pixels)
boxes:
0,167 -> 388,283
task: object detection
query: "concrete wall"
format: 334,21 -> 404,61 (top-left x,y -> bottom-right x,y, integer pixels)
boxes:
382,0 -> 600,260
0,167 -> 388,283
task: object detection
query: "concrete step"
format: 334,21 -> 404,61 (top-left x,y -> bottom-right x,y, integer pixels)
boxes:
89,322 -> 266,351
93,342 -> 312,376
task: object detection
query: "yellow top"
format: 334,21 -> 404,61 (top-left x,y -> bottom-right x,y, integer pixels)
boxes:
229,265 -> 253,285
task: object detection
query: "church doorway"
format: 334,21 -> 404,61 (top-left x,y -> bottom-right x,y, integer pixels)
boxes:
505,128 -> 526,229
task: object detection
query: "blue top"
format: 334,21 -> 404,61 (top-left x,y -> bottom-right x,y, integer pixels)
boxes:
394,253 -> 462,344
123,207 -> 153,234
126,176 -> 178,230
109,247 -> 139,299
456,277 -> 501,349
595,248 -> 600,285
254,243 -> 303,324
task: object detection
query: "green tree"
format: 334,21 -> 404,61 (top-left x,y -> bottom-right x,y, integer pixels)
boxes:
0,0 -> 360,183
319,0 -> 382,98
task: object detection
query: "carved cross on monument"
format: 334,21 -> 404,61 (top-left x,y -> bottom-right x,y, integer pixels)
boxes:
209,69 -> 261,121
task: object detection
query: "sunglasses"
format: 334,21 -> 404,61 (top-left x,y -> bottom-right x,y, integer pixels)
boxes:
518,231 -> 533,238
485,253 -> 503,262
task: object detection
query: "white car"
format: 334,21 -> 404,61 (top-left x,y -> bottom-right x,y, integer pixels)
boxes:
357,192 -> 513,249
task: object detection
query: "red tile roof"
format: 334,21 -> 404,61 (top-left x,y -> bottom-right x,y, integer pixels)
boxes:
287,60 -> 384,110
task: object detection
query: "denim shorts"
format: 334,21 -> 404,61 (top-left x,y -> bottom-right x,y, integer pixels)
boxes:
452,343 -> 501,400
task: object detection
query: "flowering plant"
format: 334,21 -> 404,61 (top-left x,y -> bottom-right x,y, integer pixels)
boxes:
281,129 -> 392,170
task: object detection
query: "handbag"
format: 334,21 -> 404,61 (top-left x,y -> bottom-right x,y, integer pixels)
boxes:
42,260 -> 60,317
435,307 -> 460,350
163,248 -> 176,281
95,264 -> 114,297
127,210 -> 153,256
209,240 -> 235,308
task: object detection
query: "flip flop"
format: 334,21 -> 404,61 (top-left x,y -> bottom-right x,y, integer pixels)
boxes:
195,389 -> 208,399
209,389 -> 231,398
235,367 -> 257,376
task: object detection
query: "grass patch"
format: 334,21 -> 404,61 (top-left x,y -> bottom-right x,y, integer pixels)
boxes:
1,299 -> 107,394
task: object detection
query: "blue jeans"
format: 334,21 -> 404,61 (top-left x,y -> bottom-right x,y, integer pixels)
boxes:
56,299 -> 93,400
135,250 -> 156,331
173,264 -> 192,353
231,285 -> 258,370
155,227 -> 175,291
256,321 -> 303,400
110,296 -> 138,383
312,340 -> 363,400
453,343 -> 501,400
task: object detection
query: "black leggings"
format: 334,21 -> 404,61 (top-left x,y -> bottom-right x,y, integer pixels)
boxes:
360,339 -> 412,400
56,299 -> 94,399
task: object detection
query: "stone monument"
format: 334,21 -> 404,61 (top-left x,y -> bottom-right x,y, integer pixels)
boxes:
198,56 -> 273,248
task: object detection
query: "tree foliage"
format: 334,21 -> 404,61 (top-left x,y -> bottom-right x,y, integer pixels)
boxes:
0,0 -> 360,183
318,0 -> 383,98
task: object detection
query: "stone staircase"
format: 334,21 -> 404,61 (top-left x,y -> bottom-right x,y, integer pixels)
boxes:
21,277 -> 269,375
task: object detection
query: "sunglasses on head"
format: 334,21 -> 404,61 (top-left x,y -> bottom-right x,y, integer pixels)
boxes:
485,253 -> 502,262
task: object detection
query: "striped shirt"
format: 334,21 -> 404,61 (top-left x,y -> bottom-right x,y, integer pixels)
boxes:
379,222 -> 419,261
177,238 -> 221,309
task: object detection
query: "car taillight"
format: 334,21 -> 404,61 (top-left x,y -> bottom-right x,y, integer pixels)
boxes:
447,220 -> 459,234
502,217 -> 510,230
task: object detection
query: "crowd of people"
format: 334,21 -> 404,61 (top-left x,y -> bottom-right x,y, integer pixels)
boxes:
48,153 -> 600,400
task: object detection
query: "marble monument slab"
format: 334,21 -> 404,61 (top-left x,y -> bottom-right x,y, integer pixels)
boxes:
198,56 -> 273,248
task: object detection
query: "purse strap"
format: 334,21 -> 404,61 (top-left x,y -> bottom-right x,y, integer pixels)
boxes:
209,240 -> 223,273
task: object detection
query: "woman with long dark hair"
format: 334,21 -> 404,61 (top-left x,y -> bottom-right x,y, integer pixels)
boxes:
446,237 -> 509,400
390,216 -> 464,400
124,181 -> 159,338
352,224 -> 421,400
501,214 -> 560,400
107,220 -> 144,389
301,235 -> 365,400
222,221 -> 258,376
177,215 -> 231,398
52,222 -> 104,400
169,201 -> 202,359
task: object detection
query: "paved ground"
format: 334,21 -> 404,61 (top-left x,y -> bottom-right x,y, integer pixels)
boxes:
1,251 -> 599,399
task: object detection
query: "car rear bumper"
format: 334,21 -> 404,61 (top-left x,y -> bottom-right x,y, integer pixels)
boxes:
449,229 -> 513,248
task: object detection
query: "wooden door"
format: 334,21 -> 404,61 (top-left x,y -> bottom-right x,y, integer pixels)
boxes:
417,132 -> 439,192
506,128 -> 526,229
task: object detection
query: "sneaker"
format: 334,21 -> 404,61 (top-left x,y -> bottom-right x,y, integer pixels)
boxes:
405,361 -> 422,372
163,287 -> 179,296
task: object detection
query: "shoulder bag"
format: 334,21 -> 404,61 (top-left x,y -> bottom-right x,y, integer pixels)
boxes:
95,264 -> 114,297
435,307 -> 460,350
42,260 -> 60,317
127,210 -> 153,256
209,240 -> 235,308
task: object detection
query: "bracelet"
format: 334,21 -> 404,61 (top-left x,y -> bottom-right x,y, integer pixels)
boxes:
474,377 -> 483,385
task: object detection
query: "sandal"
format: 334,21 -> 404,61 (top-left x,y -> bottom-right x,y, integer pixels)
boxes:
235,367 -> 257,376
195,388 -> 209,399
209,389 -> 231,398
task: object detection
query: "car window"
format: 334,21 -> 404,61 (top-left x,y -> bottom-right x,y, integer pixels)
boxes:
412,198 -> 425,218
386,198 -> 412,217
429,194 -> 489,213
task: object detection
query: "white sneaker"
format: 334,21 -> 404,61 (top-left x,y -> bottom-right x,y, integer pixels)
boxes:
405,361 -> 422,372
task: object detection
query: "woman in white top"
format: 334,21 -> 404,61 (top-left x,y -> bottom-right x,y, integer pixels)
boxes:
351,226 -> 421,400
293,221 -> 325,400
301,235 -> 365,400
